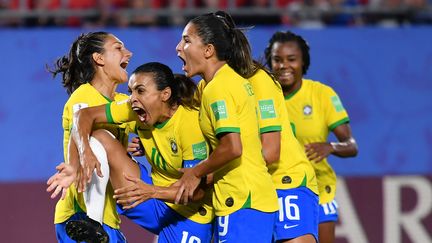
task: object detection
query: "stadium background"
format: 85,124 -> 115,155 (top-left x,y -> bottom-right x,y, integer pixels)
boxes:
1,3 -> 432,242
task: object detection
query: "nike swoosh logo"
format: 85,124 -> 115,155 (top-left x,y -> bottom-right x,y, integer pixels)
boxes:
284,224 -> 299,229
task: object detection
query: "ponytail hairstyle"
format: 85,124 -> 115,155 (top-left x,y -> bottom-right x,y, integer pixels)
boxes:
173,74 -> 200,110
49,31 -> 110,95
264,30 -> 310,75
253,60 -> 279,86
132,62 -> 199,110
190,11 -> 256,78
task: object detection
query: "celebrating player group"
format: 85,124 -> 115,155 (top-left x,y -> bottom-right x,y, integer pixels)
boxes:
47,10 -> 358,243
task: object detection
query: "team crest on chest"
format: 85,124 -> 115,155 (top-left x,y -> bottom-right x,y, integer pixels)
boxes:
170,138 -> 178,154
303,105 -> 312,116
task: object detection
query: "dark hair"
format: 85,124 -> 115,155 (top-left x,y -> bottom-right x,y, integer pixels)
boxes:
49,32 -> 110,95
132,62 -> 199,110
190,11 -> 255,78
264,31 -> 310,75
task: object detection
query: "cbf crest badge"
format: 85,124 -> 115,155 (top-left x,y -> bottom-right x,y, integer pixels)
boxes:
303,105 -> 312,116
170,138 -> 178,154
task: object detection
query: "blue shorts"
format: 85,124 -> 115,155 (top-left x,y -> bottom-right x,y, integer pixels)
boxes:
273,187 -> 318,242
319,199 -> 339,223
214,208 -> 276,243
117,163 -> 212,243
55,212 -> 126,243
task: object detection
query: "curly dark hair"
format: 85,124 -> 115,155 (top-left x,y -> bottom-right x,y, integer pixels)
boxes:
264,31 -> 310,75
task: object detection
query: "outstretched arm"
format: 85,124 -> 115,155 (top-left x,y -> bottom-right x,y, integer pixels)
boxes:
113,174 -> 207,209
46,139 -> 83,199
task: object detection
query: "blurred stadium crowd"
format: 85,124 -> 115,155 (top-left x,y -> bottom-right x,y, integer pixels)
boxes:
1,0 -> 431,27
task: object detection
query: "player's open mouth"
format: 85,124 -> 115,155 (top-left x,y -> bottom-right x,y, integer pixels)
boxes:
132,106 -> 147,123
120,60 -> 129,70
178,55 -> 186,71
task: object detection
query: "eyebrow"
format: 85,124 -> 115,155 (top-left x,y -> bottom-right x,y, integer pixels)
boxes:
132,84 -> 145,90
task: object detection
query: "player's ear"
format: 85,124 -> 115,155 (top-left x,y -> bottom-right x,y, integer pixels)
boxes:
204,44 -> 215,59
161,87 -> 171,102
92,52 -> 104,66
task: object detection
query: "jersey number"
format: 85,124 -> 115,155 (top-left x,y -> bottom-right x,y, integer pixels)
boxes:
181,231 -> 201,243
278,195 -> 300,221
218,215 -> 229,237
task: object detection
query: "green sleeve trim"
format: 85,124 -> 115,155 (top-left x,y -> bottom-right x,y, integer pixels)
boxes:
300,174 -> 307,187
105,103 -> 114,123
215,127 -> 240,135
329,117 -> 350,131
240,191 -> 252,209
290,122 -> 296,137
73,198 -> 84,213
260,125 -> 282,134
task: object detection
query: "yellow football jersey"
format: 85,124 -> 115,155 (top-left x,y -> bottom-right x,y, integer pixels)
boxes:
199,64 -> 278,216
55,83 -> 132,229
107,101 -> 214,224
248,70 -> 318,194
284,79 -> 349,204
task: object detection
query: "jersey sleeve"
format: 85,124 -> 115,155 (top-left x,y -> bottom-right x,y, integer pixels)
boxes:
63,99 -> 91,161
178,110 -> 209,167
62,104 -> 71,162
253,71 -> 283,134
321,85 -> 350,130
106,99 -> 139,125
202,84 -> 240,136
194,79 -> 206,104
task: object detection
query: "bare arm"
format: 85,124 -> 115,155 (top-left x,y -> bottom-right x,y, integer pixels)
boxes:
329,123 -> 358,157
113,174 -> 207,209
71,105 -> 109,183
46,138 -> 83,199
260,131 -> 281,165
193,132 -> 241,178
305,123 -> 358,162
175,132 -> 242,204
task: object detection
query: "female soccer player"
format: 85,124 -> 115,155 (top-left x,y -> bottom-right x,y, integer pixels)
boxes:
175,11 -> 278,242
51,62 -> 214,243
248,66 -> 319,242
265,31 -> 359,243
48,31 -> 133,243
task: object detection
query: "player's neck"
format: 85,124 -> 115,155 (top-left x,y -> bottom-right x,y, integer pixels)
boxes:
91,77 -> 117,100
159,104 -> 179,123
283,79 -> 302,97
202,60 -> 226,82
